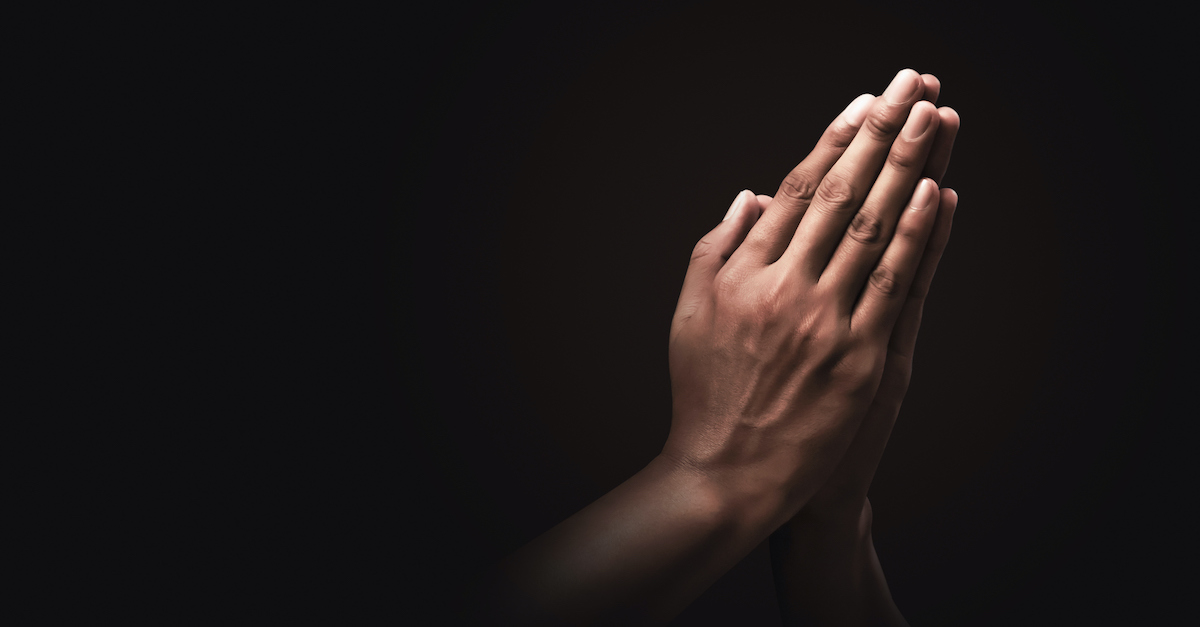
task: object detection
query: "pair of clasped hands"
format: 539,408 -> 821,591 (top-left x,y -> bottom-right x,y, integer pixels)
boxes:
487,69 -> 960,626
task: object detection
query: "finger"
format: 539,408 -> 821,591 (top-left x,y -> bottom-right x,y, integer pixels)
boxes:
673,190 -> 763,326
851,178 -> 940,333
728,94 -> 876,267
782,69 -> 927,280
921,107 -> 960,185
920,73 -> 940,104
710,189 -> 763,262
816,101 -> 940,312
809,187 -> 956,505
887,187 -> 958,359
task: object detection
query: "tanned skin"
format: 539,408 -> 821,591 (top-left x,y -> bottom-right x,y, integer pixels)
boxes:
484,69 -> 960,626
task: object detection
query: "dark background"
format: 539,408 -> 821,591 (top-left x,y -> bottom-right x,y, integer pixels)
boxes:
39,0 -> 1189,623
396,0 -> 1190,624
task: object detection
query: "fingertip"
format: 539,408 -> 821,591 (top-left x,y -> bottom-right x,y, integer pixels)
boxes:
884,69 -> 923,102
753,194 -> 773,217
920,73 -> 941,95
912,177 -> 938,209
737,189 -> 763,220
911,99 -> 939,117
902,101 -> 939,140
843,93 -> 875,126
723,190 -> 750,221
937,106 -> 960,128
939,188 -> 959,217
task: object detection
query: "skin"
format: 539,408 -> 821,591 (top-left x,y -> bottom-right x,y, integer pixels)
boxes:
484,69 -> 959,625
767,74 -> 959,627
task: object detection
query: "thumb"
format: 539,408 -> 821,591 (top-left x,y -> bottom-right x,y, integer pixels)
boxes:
672,190 -> 763,328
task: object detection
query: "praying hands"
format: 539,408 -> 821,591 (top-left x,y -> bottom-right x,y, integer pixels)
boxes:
485,69 -> 960,626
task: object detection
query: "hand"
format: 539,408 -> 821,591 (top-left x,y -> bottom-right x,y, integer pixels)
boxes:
754,77 -> 961,519
766,76 -> 960,627
802,78 -> 960,519
487,70 -> 952,625
664,69 -> 946,528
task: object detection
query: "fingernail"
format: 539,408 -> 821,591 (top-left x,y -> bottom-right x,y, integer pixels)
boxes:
911,179 -> 936,210
884,69 -> 920,102
843,94 -> 874,126
901,103 -> 934,140
724,190 -> 749,221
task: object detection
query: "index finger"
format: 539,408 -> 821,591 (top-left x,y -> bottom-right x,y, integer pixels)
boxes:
728,94 -> 877,268
780,69 -> 928,279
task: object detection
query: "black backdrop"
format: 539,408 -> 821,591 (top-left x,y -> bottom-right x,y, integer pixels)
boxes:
391,0 -> 1191,624
82,0 -> 1188,623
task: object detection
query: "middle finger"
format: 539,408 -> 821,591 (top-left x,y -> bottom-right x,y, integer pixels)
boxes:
819,100 -> 940,311
778,69 -> 926,279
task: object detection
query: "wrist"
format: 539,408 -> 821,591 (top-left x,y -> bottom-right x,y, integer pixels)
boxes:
654,451 -> 794,538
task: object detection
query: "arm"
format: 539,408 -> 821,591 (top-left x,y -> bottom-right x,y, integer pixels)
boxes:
771,499 -> 906,626
484,451 -> 787,624
484,69 -> 941,624
769,76 -> 962,627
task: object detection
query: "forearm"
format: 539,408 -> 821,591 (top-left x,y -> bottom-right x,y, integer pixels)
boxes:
478,69 -> 955,624
770,500 -> 908,626
485,454 -> 788,624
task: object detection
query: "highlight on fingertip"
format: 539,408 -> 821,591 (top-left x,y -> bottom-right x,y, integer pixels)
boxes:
723,190 -> 750,221
884,69 -> 922,101
911,178 -> 937,210
843,94 -> 874,127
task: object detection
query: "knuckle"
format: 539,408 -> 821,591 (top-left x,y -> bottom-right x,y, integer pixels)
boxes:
886,144 -> 922,171
714,264 -> 745,295
862,104 -> 905,141
751,278 -> 791,317
778,168 -> 819,205
800,313 -> 844,355
823,120 -> 857,149
690,237 -> 715,263
889,218 -> 923,248
846,210 -> 885,245
815,174 -> 858,214
828,348 -> 882,389
792,310 -> 822,340
895,214 -> 923,239
869,264 -> 902,297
